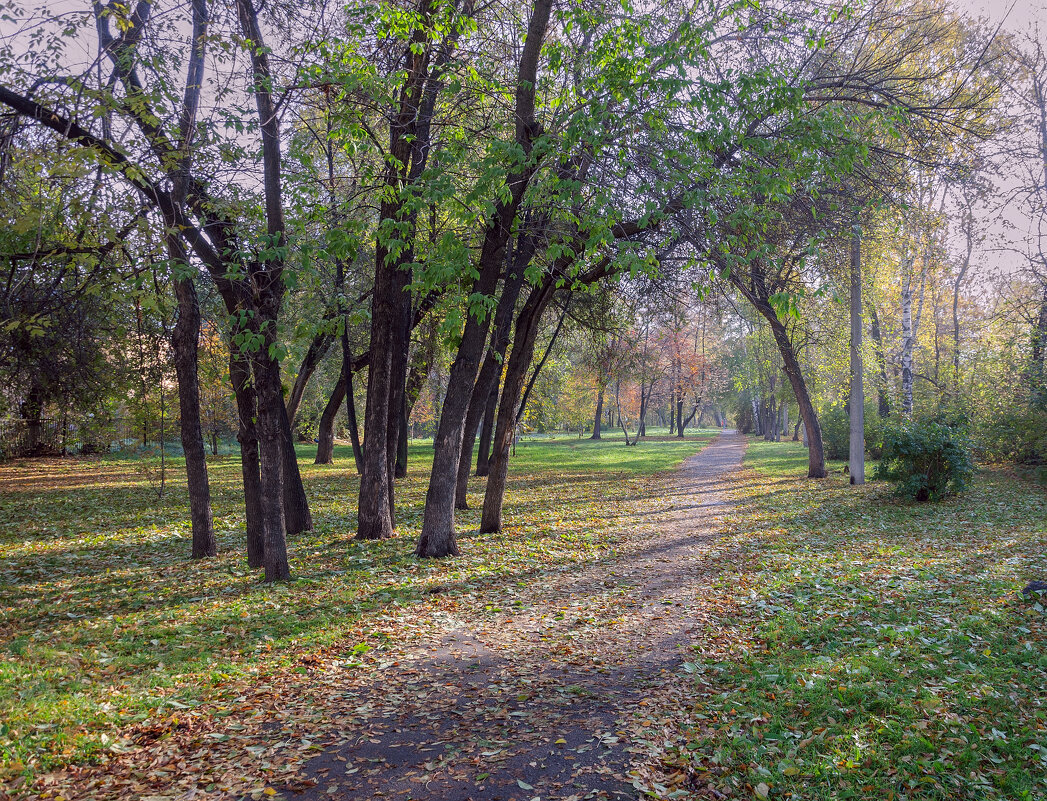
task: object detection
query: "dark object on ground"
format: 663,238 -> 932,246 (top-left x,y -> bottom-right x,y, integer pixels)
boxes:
1021,580 -> 1047,597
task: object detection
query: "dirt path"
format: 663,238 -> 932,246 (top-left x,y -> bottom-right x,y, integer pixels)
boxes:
291,431 -> 746,801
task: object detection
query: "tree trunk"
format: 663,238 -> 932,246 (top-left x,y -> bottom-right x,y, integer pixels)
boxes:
252,351 -> 291,582
314,375 -> 346,465
475,384 -> 498,476
357,247 -> 403,540
286,324 -> 335,427
481,280 -> 555,533
172,275 -> 216,559
869,304 -> 890,418
280,400 -> 312,535
456,244 -> 526,508
1033,283 -> 1047,408
19,384 -> 44,454
341,332 -> 364,472
849,229 -> 866,485
900,251 -> 926,419
770,320 -> 826,477
517,298 -> 569,425
591,387 -> 604,439
230,347 -> 265,569
731,268 -> 826,478
416,287 -> 497,557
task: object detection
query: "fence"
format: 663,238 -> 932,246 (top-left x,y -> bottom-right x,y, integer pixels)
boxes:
0,417 -> 143,459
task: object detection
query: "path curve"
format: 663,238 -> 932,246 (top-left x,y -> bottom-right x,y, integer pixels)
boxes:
291,431 -> 746,801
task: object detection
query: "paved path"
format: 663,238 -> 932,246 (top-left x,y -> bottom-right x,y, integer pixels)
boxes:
293,431 -> 746,801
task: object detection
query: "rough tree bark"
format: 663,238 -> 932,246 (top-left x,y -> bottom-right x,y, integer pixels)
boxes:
455,240 -> 529,509
172,271 -> 216,559
480,278 -> 557,533
230,346 -> 265,568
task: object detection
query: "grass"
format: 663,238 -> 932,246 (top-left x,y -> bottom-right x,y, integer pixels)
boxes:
660,437 -> 1047,801
0,428 -> 715,783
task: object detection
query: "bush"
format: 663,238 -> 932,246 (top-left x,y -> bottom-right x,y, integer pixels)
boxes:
820,404 -> 849,460
978,407 -> 1047,466
875,420 -> 974,502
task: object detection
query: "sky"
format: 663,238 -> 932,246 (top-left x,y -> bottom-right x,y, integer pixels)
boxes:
958,0 -> 1046,34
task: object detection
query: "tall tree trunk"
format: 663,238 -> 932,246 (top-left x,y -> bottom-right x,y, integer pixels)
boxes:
869,304 -> 890,418
517,298 -> 569,425
849,229 -> 866,485
731,267 -> 826,478
314,375 -> 346,465
280,401 -> 312,535
252,353 -> 291,582
456,245 -> 528,508
341,330 -> 364,472
357,249 -> 404,540
770,321 -> 826,478
230,347 -> 265,568
285,324 -> 335,427
172,274 -> 216,559
900,251 -> 926,419
475,384 -> 498,476
481,280 -> 556,533
591,387 -> 604,439
1033,282 -> 1047,408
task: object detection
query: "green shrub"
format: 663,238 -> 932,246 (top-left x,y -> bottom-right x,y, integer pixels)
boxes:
863,411 -> 886,459
875,420 -> 974,501
820,404 -> 849,460
978,407 -> 1047,466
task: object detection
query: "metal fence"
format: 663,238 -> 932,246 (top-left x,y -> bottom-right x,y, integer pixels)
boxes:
0,417 -> 159,459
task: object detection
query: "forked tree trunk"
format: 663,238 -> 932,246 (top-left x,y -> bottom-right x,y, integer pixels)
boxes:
455,248 -> 527,509
481,280 -> 556,533
172,273 -> 216,559
357,248 -> 405,541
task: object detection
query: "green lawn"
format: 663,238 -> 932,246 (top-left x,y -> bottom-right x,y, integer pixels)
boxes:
659,438 -> 1047,801
0,430 -> 715,783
